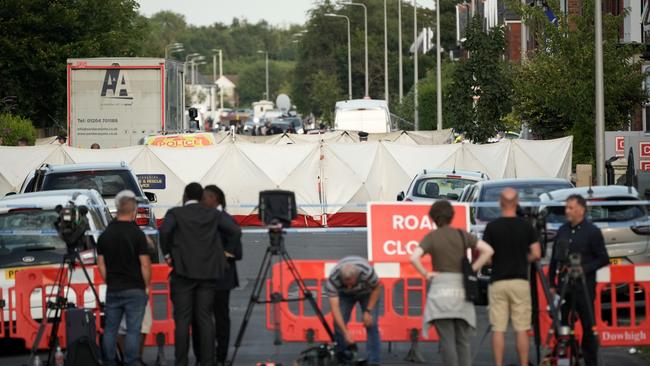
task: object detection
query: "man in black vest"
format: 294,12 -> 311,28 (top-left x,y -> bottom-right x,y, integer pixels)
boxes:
160,183 -> 241,366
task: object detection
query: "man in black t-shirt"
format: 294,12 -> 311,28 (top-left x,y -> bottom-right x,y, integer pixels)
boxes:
97,190 -> 151,366
482,188 -> 541,366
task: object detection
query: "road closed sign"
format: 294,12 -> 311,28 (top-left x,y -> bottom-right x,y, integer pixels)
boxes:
367,202 -> 470,262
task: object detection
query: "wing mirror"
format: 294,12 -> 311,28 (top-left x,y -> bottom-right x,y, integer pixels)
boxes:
144,192 -> 157,203
397,192 -> 405,201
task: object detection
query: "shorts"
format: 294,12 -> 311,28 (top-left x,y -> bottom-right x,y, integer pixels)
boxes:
488,279 -> 532,332
118,302 -> 152,335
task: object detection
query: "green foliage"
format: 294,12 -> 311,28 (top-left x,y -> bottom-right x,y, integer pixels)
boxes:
0,0 -> 148,128
237,60 -> 296,105
0,113 -> 36,146
511,0 -> 646,164
446,16 -> 513,143
309,71 -> 344,123
394,62 -> 457,130
292,0 -> 455,114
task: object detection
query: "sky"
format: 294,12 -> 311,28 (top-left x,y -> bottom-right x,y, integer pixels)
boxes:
137,0 -> 318,27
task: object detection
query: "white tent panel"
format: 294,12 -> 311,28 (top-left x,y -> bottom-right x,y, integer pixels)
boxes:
236,143 -> 320,186
148,145 -> 225,184
459,141 -> 511,179
382,143 -> 462,178
0,145 -> 64,193
63,145 -> 145,165
510,137 -> 573,179
277,146 -> 323,216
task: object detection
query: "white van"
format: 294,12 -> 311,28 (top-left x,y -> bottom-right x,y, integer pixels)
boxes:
334,99 -> 392,133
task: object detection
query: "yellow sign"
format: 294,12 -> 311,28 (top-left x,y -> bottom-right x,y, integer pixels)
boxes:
145,133 -> 215,148
610,258 -> 623,265
4,265 -> 50,280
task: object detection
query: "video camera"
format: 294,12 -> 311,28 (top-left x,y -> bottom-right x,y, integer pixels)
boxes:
294,343 -> 367,366
54,200 -> 90,252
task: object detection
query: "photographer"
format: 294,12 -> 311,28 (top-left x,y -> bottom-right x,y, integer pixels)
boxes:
160,183 -> 242,366
549,194 -> 609,365
482,188 -> 541,366
325,256 -> 381,366
97,190 -> 151,366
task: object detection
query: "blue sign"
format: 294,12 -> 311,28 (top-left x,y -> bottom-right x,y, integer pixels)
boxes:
137,174 -> 166,190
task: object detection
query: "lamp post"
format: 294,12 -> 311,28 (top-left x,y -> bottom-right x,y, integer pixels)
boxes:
257,50 -> 269,100
325,13 -> 353,100
341,1 -> 368,97
595,0 -> 605,184
435,0 -> 442,130
165,42 -> 184,59
184,53 -> 200,84
191,56 -> 205,85
413,0 -> 419,130
384,0 -> 389,103
193,60 -> 206,86
212,49 -> 224,109
398,0 -> 404,103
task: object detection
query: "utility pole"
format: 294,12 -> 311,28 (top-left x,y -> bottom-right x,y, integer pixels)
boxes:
520,0 -> 527,61
435,0 -> 442,130
341,2 -> 369,97
398,0 -> 404,103
384,0 -> 389,103
219,49 -> 224,109
595,0 -> 605,184
413,0 -> 419,130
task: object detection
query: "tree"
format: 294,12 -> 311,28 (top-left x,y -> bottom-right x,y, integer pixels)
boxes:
0,113 -> 37,146
236,60 -> 296,105
0,0 -> 148,128
309,71 -> 344,123
511,0 -> 646,164
446,16 -> 513,143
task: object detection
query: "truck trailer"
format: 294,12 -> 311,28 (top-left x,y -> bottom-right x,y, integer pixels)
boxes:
67,57 -> 184,148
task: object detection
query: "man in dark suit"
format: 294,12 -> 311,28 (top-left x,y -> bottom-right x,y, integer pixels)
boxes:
160,183 -> 242,366
192,185 -> 243,366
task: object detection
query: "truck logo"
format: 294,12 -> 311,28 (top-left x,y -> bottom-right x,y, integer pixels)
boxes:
100,69 -> 134,105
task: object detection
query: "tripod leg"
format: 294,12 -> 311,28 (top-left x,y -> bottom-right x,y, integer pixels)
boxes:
281,250 -> 335,342
48,262 -> 75,365
230,247 -> 275,365
74,250 -> 102,307
578,274 -> 599,366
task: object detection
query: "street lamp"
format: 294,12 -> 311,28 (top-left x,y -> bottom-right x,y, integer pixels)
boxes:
165,42 -> 184,59
325,13 -> 352,100
340,1 -> 368,97
257,50 -> 269,101
398,0 -> 404,103
191,56 -> 205,85
595,0 -> 605,184
383,0 -> 389,103
212,49 -> 224,110
435,0 -> 442,131
413,0 -> 419,130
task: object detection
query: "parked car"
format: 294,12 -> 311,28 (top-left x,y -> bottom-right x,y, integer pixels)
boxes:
540,185 -> 650,265
275,117 -> 304,134
18,162 -> 157,229
397,169 -> 488,202
0,189 -> 111,325
459,178 -> 574,304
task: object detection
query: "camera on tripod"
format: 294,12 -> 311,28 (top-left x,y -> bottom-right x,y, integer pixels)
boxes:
54,199 -> 90,251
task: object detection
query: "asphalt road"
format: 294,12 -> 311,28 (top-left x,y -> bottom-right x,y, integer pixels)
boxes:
1,231 -> 647,365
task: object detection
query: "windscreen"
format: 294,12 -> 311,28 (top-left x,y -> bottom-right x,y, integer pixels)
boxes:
412,177 -> 476,200
0,210 -> 66,252
477,182 -> 572,222
335,108 -> 388,132
43,170 -> 140,198
546,197 -> 646,223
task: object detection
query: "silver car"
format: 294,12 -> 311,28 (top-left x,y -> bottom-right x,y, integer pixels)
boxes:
540,185 -> 650,265
397,169 -> 488,202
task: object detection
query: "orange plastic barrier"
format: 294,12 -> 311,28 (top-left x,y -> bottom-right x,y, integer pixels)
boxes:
12,264 -> 173,349
265,260 -> 438,343
536,264 -> 650,347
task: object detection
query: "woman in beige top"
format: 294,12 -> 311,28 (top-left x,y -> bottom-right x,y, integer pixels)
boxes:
410,200 -> 493,366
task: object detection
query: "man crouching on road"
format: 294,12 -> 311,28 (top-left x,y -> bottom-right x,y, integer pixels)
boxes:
97,190 -> 151,366
326,256 -> 381,366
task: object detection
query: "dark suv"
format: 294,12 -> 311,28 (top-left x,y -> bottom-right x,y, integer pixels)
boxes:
18,162 -> 157,228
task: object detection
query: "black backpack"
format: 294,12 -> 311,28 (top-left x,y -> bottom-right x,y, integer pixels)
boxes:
64,335 -> 102,366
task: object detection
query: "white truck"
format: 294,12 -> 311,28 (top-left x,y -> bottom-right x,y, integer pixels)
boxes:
67,57 -> 184,148
334,99 -> 392,133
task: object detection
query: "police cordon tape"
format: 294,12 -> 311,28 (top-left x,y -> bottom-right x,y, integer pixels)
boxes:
4,200 -> 650,210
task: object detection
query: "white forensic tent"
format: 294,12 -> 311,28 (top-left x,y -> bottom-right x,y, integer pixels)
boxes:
0,136 -> 572,226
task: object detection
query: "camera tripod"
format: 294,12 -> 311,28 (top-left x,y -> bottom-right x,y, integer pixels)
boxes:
229,224 -> 335,366
24,243 -> 101,365
548,254 -> 598,366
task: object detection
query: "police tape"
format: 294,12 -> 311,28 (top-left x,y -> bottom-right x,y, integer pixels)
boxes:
4,200 -> 650,209
0,227 -> 368,236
